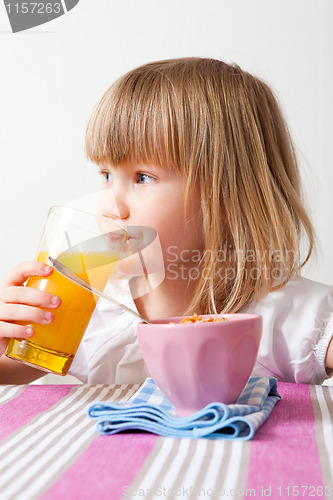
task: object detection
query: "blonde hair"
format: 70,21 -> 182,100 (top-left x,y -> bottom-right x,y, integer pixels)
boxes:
86,57 -> 315,314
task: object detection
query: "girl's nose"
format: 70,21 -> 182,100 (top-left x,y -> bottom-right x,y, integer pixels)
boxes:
98,187 -> 130,220
115,198 -> 130,220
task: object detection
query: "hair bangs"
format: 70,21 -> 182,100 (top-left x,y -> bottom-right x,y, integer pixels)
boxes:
85,68 -> 185,172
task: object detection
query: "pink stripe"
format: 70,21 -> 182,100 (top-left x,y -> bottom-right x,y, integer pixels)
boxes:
0,385 -> 73,441
42,433 -> 158,500
246,382 -> 324,499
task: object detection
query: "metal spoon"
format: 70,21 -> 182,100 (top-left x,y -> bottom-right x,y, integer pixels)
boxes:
48,256 -> 151,324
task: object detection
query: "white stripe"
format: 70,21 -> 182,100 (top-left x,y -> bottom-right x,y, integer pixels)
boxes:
193,441 -> 244,495
197,441 -> 227,490
315,385 -> 333,475
130,440 -> 244,498
151,438 -> 202,498
15,424 -> 96,500
222,441 -> 244,491
1,385 -> 136,499
0,384 -> 132,461
0,386 -> 106,495
0,385 -> 90,458
119,384 -> 140,401
103,383 -> 140,402
15,385 -> 137,499
0,385 -> 22,405
128,438 -> 175,499
165,439 -> 208,495
1,387 -> 101,486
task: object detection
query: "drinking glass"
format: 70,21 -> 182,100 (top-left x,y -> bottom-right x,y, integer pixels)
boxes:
5,206 -> 127,375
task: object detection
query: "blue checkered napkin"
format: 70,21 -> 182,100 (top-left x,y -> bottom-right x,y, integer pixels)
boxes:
128,377 -> 174,412
88,377 -> 281,440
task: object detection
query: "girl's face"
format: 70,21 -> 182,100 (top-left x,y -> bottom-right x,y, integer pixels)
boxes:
97,161 -> 204,275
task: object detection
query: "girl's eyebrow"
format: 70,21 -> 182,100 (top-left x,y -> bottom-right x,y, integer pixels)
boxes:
99,163 -> 167,173
97,163 -> 111,171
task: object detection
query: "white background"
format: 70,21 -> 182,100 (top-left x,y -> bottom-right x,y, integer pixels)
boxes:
0,0 -> 332,284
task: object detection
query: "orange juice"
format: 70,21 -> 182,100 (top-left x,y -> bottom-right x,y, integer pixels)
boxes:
5,250 -> 119,375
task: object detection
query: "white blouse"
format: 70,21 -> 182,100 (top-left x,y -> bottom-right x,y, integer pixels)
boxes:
69,277 -> 333,385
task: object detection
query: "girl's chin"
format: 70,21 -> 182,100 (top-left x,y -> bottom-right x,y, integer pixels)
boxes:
116,256 -> 145,277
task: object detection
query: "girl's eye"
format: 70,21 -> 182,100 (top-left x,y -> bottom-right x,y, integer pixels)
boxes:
136,173 -> 155,184
100,171 -> 112,183
99,170 -> 155,185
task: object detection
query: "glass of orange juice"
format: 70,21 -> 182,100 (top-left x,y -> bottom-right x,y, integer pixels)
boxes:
5,206 -> 127,375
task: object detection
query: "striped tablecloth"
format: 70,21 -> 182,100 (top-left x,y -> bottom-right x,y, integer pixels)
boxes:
0,382 -> 332,500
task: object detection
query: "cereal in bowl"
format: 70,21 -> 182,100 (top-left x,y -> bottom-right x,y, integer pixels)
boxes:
169,313 -> 227,324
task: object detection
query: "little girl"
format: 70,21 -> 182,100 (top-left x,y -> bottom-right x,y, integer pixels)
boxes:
0,57 -> 332,385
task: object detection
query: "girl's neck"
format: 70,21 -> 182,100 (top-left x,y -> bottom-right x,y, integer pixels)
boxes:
132,274 -> 197,321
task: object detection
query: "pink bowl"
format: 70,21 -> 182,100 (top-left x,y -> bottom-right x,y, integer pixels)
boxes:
137,314 -> 262,417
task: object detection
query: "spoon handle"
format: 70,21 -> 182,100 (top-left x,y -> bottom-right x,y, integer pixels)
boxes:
49,256 -> 151,324
89,284 -> 151,324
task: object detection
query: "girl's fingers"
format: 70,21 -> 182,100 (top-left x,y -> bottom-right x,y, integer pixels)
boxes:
0,262 -> 60,348
0,286 -> 61,309
0,261 -> 53,287
0,321 -> 35,340
0,303 -> 55,325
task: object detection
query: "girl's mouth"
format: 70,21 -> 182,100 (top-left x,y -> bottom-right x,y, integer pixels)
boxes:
118,226 -> 158,258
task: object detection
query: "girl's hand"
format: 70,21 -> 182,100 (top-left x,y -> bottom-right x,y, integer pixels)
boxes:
0,262 -> 61,355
